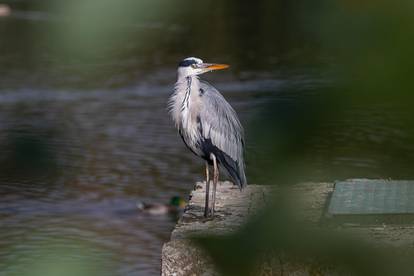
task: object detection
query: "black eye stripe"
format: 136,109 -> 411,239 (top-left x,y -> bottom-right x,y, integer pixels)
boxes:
178,59 -> 198,67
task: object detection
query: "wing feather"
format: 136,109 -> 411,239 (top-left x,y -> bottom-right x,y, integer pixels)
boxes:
199,81 -> 246,187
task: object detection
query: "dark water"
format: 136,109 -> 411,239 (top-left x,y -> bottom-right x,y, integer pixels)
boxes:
1,3 -> 414,276
0,73 -> 299,274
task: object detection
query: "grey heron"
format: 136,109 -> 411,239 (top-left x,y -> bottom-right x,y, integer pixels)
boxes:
169,57 -> 246,217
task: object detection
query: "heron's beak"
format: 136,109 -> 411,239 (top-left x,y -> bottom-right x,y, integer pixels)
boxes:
198,63 -> 230,72
206,63 -> 230,71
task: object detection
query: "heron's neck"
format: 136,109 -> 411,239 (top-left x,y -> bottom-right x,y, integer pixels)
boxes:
176,75 -> 199,86
175,75 -> 200,99
169,75 -> 201,129
174,75 -> 200,115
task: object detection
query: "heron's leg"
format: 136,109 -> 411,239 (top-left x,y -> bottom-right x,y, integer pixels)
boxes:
204,162 -> 210,217
211,153 -> 219,216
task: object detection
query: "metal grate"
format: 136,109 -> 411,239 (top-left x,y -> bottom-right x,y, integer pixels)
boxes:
328,179 -> 414,215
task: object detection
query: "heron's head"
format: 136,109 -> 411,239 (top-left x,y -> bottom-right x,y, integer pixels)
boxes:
177,57 -> 229,78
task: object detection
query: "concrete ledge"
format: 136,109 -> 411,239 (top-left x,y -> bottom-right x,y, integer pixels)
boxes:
161,180 -> 414,275
162,181 -> 269,275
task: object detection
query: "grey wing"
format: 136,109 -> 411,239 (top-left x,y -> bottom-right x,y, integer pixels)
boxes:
199,80 -> 247,188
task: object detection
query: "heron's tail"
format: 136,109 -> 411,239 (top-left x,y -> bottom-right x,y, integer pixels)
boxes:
219,154 -> 247,190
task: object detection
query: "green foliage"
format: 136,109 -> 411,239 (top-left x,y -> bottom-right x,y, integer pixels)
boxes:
197,0 -> 414,274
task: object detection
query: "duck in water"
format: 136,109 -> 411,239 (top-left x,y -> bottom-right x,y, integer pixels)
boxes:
137,196 -> 186,215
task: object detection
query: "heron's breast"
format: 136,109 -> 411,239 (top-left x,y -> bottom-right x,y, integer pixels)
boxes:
181,109 -> 200,138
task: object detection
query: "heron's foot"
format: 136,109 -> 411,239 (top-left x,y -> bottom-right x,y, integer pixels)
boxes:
201,216 -> 216,222
203,206 -> 218,218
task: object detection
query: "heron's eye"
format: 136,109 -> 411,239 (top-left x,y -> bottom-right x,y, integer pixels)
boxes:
191,64 -> 197,69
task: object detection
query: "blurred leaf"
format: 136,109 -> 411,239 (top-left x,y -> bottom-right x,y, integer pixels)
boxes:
199,0 -> 414,274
